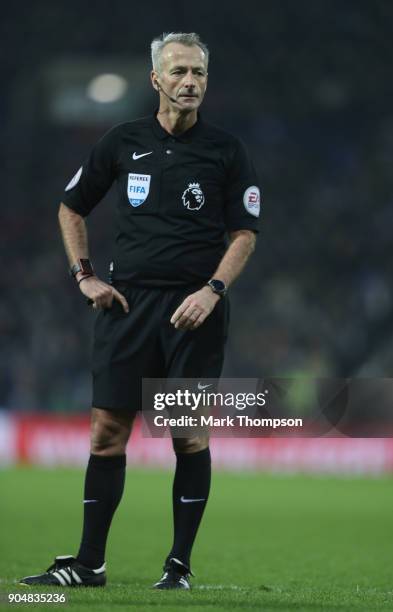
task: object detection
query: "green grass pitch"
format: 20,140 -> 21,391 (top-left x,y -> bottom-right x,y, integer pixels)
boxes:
0,467 -> 392,611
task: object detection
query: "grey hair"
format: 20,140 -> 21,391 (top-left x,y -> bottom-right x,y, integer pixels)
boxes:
151,32 -> 209,74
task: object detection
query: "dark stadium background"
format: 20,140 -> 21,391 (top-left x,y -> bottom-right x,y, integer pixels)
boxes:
1,0 -> 393,413
1,4 -> 393,610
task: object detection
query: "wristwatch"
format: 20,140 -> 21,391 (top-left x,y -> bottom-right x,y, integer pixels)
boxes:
70,258 -> 94,278
207,279 -> 227,297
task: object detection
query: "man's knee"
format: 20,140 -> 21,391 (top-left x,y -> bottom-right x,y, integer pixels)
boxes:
172,435 -> 209,454
90,407 -> 133,455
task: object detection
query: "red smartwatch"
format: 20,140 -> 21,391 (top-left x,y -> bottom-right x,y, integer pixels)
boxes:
70,258 -> 94,278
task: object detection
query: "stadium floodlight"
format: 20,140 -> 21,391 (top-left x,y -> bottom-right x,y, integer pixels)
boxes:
40,58 -> 151,125
87,73 -> 128,104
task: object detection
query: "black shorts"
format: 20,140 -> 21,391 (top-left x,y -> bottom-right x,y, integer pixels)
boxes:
91,283 -> 230,412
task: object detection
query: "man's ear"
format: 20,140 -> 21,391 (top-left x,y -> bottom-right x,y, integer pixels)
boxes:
151,70 -> 160,91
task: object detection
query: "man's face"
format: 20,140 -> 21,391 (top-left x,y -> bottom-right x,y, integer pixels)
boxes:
152,42 -> 208,111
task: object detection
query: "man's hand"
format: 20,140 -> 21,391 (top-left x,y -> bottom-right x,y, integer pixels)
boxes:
170,286 -> 220,330
78,276 -> 129,312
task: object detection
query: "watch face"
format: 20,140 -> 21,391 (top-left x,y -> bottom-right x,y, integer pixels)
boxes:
210,279 -> 226,294
79,259 -> 94,275
71,259 -> 93,277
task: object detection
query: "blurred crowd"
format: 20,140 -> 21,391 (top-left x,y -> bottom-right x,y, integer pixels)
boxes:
2,1 -> 393,411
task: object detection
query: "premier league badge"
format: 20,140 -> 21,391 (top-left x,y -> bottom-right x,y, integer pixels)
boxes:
182,182 -> 205,211
127,173 -> 151,207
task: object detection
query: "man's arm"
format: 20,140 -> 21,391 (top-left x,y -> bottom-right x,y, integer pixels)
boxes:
170,229 -> 256,330
58,202 -> 89,263
210,229 -> 256,287
58,202 -> 129,312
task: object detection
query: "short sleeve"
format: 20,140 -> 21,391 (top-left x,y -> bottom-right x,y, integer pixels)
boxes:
62,127 -> 118,217
224,138 -> 261,233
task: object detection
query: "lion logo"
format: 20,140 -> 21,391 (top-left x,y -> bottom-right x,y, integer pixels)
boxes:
182,182 -> 205,211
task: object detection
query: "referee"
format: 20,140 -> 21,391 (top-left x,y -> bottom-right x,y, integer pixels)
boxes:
21,32 -> 260,590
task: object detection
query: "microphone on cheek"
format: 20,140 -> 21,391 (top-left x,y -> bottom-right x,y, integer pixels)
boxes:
156,81 -> 178,104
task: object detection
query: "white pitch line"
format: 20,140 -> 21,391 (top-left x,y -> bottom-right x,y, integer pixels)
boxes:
195,585 -> 251,591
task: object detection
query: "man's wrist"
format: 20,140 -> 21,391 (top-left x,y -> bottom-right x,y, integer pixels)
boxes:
76,273 -> 95,285
206,278 -> 227,298
202,285 -> 220,301
70,258 -> 94,279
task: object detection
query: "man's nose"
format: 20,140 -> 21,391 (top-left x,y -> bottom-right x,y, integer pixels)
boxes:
183,72 -> 197,88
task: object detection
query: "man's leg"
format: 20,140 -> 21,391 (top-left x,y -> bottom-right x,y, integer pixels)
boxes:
154,290 -> 228,589
154,433 -> 211,589
168,435 -> 211,568
20,407 -> 134,587
76,407 -> 134,569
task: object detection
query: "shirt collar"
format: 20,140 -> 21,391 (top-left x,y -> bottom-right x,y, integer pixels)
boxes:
151,109 -> 203,142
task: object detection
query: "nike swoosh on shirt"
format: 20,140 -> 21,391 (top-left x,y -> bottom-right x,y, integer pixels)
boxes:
198,383 -> 212,390
180,496 -> 206,503
132,151 -> 153,160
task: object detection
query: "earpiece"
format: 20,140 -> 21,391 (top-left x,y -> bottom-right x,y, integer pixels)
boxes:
154,80 -> 177,103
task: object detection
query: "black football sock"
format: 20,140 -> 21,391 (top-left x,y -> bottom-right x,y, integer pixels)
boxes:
76,453 -> 126,569
168,447 -> 211,569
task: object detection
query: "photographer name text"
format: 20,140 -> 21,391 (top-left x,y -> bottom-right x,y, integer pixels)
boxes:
153,415 -> 303,429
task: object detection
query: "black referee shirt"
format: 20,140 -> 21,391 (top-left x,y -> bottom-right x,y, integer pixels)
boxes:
62,111 -> 261,287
